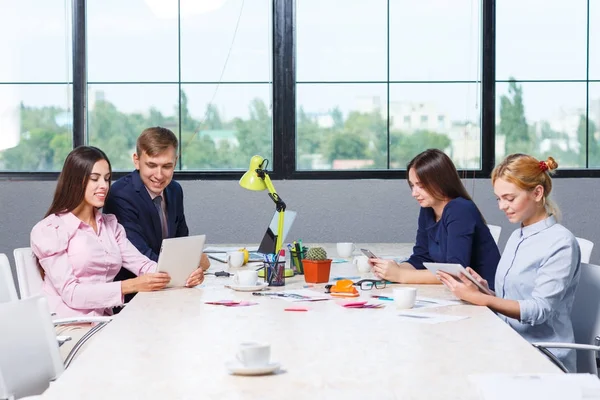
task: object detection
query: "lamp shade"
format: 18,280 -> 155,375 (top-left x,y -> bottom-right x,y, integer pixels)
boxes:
239,155 -> 267,191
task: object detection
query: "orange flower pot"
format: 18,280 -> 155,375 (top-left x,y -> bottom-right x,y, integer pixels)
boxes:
303,259 -> 332,284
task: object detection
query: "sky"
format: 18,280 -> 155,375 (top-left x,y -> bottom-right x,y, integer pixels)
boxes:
0,0 -> 598,127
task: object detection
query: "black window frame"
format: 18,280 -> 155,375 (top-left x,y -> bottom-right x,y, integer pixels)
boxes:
1,0 -> 599,181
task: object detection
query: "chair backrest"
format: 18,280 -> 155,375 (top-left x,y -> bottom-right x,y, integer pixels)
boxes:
0,254 -> 18,303
572,262 -> 600,374
576,237 -> 594,264
13,247 -> 43,299
487,224 -> 502,245
0,296 -> 64,399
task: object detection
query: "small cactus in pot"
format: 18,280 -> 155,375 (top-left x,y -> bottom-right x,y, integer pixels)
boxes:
302,246 -> 332,284
305,247 -> 327,261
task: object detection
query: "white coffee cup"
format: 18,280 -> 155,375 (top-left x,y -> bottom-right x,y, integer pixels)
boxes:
393,287 -> 417,309
227,251 -> 245,268
353,255 -> 371,273
337,242 -> 355,258
236,342 -> 271,368
234,270 -> 258,287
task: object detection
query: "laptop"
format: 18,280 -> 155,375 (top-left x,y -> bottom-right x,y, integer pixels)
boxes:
157,234 -> 206,287
205,211 -> 297,263
257,210 -> 297,255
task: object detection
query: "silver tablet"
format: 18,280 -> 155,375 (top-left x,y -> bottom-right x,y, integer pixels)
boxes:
422,262 -> 493,295
157,234 -> 206,287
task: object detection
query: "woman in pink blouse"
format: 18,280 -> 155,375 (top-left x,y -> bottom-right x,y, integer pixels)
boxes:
31,146 -> 204,357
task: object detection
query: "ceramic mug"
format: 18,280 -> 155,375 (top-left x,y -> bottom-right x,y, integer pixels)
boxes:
353,255 -> 371,273
236,342 -> 271,368
336,242 -> 355,258
234,270 -> 258,287
227,251 -> 245,268
393,287 -> 417,309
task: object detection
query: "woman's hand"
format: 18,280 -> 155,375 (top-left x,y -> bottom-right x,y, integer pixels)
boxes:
199,253 -> 211,271
436,271 -> 487,305
185,267 -> 205,287
122,272 -> 171,295
464,267 -> 492,293
370,259 -> 402,282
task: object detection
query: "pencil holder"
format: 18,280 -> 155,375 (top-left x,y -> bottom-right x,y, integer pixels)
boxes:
265,261 -> 286,286
290,246 -> 308,275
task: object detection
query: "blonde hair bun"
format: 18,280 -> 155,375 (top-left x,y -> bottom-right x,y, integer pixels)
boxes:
545,156 -> 558,172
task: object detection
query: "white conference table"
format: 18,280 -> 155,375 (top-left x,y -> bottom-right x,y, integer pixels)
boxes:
41,244 -> 559,400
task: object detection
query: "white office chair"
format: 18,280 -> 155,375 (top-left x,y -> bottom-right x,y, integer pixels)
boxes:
0,253 -> 18,303
13,248 -> 43,299
487,224 -> 502,245
12,247 -> 112,368
533,262 -> 600,374
0,296 -> 64,399
576,237 -> 594,264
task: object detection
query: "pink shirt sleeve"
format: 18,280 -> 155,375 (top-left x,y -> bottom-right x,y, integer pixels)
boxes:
106,215 -> 157,276
31,216 -> 124,310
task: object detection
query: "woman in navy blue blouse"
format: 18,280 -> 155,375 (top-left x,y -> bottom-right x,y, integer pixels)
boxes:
370,149 -> 500,288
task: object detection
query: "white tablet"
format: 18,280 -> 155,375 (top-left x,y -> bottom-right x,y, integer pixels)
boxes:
422,262 -> 493,295
157,234 -> 206,287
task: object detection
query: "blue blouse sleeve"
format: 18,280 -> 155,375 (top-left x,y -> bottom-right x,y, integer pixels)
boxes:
406,208 -> 432,269
443,200 -> 477,267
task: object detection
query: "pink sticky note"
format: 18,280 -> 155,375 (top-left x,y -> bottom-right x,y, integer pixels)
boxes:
341,301 -> 367,308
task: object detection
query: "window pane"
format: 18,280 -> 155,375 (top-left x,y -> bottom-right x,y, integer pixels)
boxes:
180,84 -> 272,170
0,0 -> 72,82
297,0 -> 387,81
296,84 -> 387,170
590,0 -> 600,79
389,83 -> 480,169
588,84 -> 600,167
87,84 -> 179,171
180,0 -> 271,82
389,0 -> 480,81
497,0 -> 586,80
495,82 -> 586,168
87,0 -> 178,82
0,84 -> 72,172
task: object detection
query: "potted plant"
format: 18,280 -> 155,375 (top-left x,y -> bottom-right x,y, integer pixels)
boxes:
302,247 -> 332,284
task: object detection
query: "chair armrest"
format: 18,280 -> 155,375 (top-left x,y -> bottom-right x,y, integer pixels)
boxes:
533,342 -> 600,352
53,316 -> 113,325
64,321 -> 110,369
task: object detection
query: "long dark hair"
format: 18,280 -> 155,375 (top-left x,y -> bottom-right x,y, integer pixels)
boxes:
407,149 -> 486,222
45,146 -> 112,217
407,147 -> 477,199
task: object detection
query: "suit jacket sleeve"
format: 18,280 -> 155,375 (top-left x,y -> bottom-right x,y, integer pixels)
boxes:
174,185 -> 189,238
104,192 -> 160,262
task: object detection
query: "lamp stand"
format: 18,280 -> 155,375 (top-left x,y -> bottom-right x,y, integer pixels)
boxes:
257,170 -> 286,253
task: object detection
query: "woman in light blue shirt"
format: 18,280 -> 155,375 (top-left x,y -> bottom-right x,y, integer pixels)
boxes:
438,154 -> 581,372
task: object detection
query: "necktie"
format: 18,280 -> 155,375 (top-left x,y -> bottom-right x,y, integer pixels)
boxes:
153,196 -> 168,239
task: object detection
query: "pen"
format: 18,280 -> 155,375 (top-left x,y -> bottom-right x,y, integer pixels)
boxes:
371,295 -> 393,301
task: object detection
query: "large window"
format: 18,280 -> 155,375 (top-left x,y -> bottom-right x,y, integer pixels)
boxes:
296,0 -> 481,171
87,0 -> 272,171
0,0 -> 73,172
496,0 -> 590,168
3,1 -> 600,177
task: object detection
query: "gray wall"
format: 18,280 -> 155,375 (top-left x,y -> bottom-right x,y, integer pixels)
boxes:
1,178 -> 599,278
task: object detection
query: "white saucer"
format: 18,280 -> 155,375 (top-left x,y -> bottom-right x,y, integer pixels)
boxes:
225,360 -> 280,376
226,282 -> 269,292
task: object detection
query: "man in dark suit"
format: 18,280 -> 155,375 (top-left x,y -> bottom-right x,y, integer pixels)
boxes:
104,127 -> 209,301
